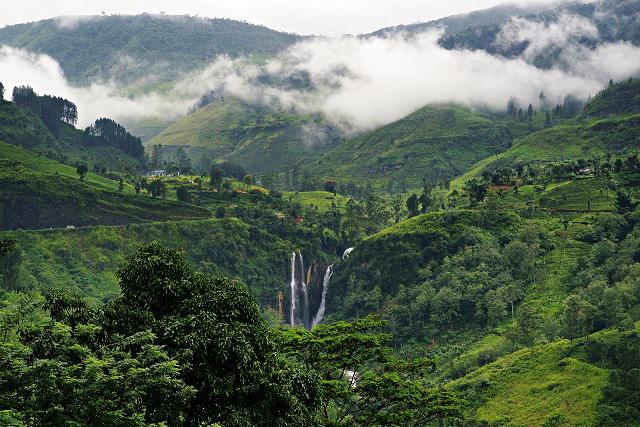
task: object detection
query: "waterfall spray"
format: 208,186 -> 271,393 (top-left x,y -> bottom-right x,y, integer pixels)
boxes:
312,265 -> 333,327
289,252 -> 296,326
299,253 -> 311,329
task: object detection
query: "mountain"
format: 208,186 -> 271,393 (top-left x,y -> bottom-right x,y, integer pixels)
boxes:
452,78 -> 640,186
439,0 -> 640,69
147,96 -> 342,175
367,4 -> 539,38
0,97 -> 143,172
0,140 -> 211,231
0,14 -> 303,85
304,105 -> 542,191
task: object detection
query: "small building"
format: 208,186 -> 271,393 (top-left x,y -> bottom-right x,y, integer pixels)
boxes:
577,167 -> 593,176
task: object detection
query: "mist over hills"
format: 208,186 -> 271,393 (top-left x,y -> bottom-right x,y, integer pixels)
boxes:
2,2 -> 640,426
0,14 -> 302,86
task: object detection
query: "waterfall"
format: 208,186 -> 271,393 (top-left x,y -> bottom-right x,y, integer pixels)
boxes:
342,247 -> 354,260
289,252 -> 296,326
312,265 -> 333,327
288,251 -> 336,329
299,252 -> 311,329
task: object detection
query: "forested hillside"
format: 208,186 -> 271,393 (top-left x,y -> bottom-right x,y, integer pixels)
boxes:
305,105 -> 542,191
0,14 -> 302,85
0,88 -> 144,171
147,96 -> 342,176
1,1 -> 640,425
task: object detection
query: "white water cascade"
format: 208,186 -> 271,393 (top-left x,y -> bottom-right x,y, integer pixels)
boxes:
289,252 -> 296,326
312,265 -> 333,327
299,252 -> 311,329
342,247 -> 354,260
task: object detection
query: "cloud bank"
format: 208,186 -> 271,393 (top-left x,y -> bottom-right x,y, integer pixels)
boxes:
2,12 -> 640,133
0,46 -> 192,126
181,22 -> 640,132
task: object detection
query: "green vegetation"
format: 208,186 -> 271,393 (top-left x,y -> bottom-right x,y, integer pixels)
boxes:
2,17 -> 640,424
0,141 -> 210,230
148,97 -> 341,176
0,15 -> 302,85
0,97 -> 142,172
582,78 -> 640,119
305,105 -> 542,191
0,244 -> 463,426
282,191 -> 350,213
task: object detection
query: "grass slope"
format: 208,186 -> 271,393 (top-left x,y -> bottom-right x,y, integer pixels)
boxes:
0,141 -> 210,230
451,339 -> 609,426
306,105 -> 541,190
0,218 -> 299,304
451,114 -> 640,187
147,97 -> 342,175
0,15 -> 302,85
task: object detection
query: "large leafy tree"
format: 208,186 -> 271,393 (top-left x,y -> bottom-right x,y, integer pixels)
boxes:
0,290 -> 194,425
278,317 -> 462,426
107,242 -> 320,426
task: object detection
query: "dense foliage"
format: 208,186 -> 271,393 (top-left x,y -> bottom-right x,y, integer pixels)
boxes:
84,118 -> 145,160
0,15 -> 302,85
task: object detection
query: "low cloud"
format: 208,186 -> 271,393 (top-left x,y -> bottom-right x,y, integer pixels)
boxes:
496,13 -> 600,61
2,14 -> 640,134
0,45 -> 192,126
181,28 -> 640,132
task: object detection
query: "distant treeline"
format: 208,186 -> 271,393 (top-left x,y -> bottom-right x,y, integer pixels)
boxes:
12,85 -> 78,130
84,118 -> 145,160
6,83 -> 144,162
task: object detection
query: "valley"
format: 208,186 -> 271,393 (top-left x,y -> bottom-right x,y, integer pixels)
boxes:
1,1 -> 640,425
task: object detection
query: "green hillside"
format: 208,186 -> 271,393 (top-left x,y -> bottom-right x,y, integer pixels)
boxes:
0,99 -> 142,172
452,113 -> 640,187
1,219 -> 301,304
147,97 -> 342,175
0,15 -> 303,85
306,105 -> 541,191
0,141 -> 210,230
582,78 -> 640,119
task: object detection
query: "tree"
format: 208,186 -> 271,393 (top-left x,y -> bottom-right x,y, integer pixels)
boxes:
176,187 -> 191,203
419,184 -> 432,214
616,190 -> 635,214
0,82 -> 4,100
406,194 -> 419,217
84,118 -> 144,160
151,144 -> 164,169
0,239 -> 18,291
175,148 -> 192,174
466,179 -> 488,205
324,179 -> 338,195
515,303 -> 539,346
391,194 -> 405,224
507,98 -> 517,117
209,166 -> 224,191
243,174 -> 253,191
109,243 -> 320,425
148,179 -> 166,198
545,111 -> 552,127
431,287 -> 461,331
76,164 -> 88,182
499,284 -> 524,322
278,317 -> 462,425
527,103 -> 534,120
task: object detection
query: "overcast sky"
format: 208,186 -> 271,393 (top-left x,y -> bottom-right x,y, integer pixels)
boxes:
3,0 -> 569,36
